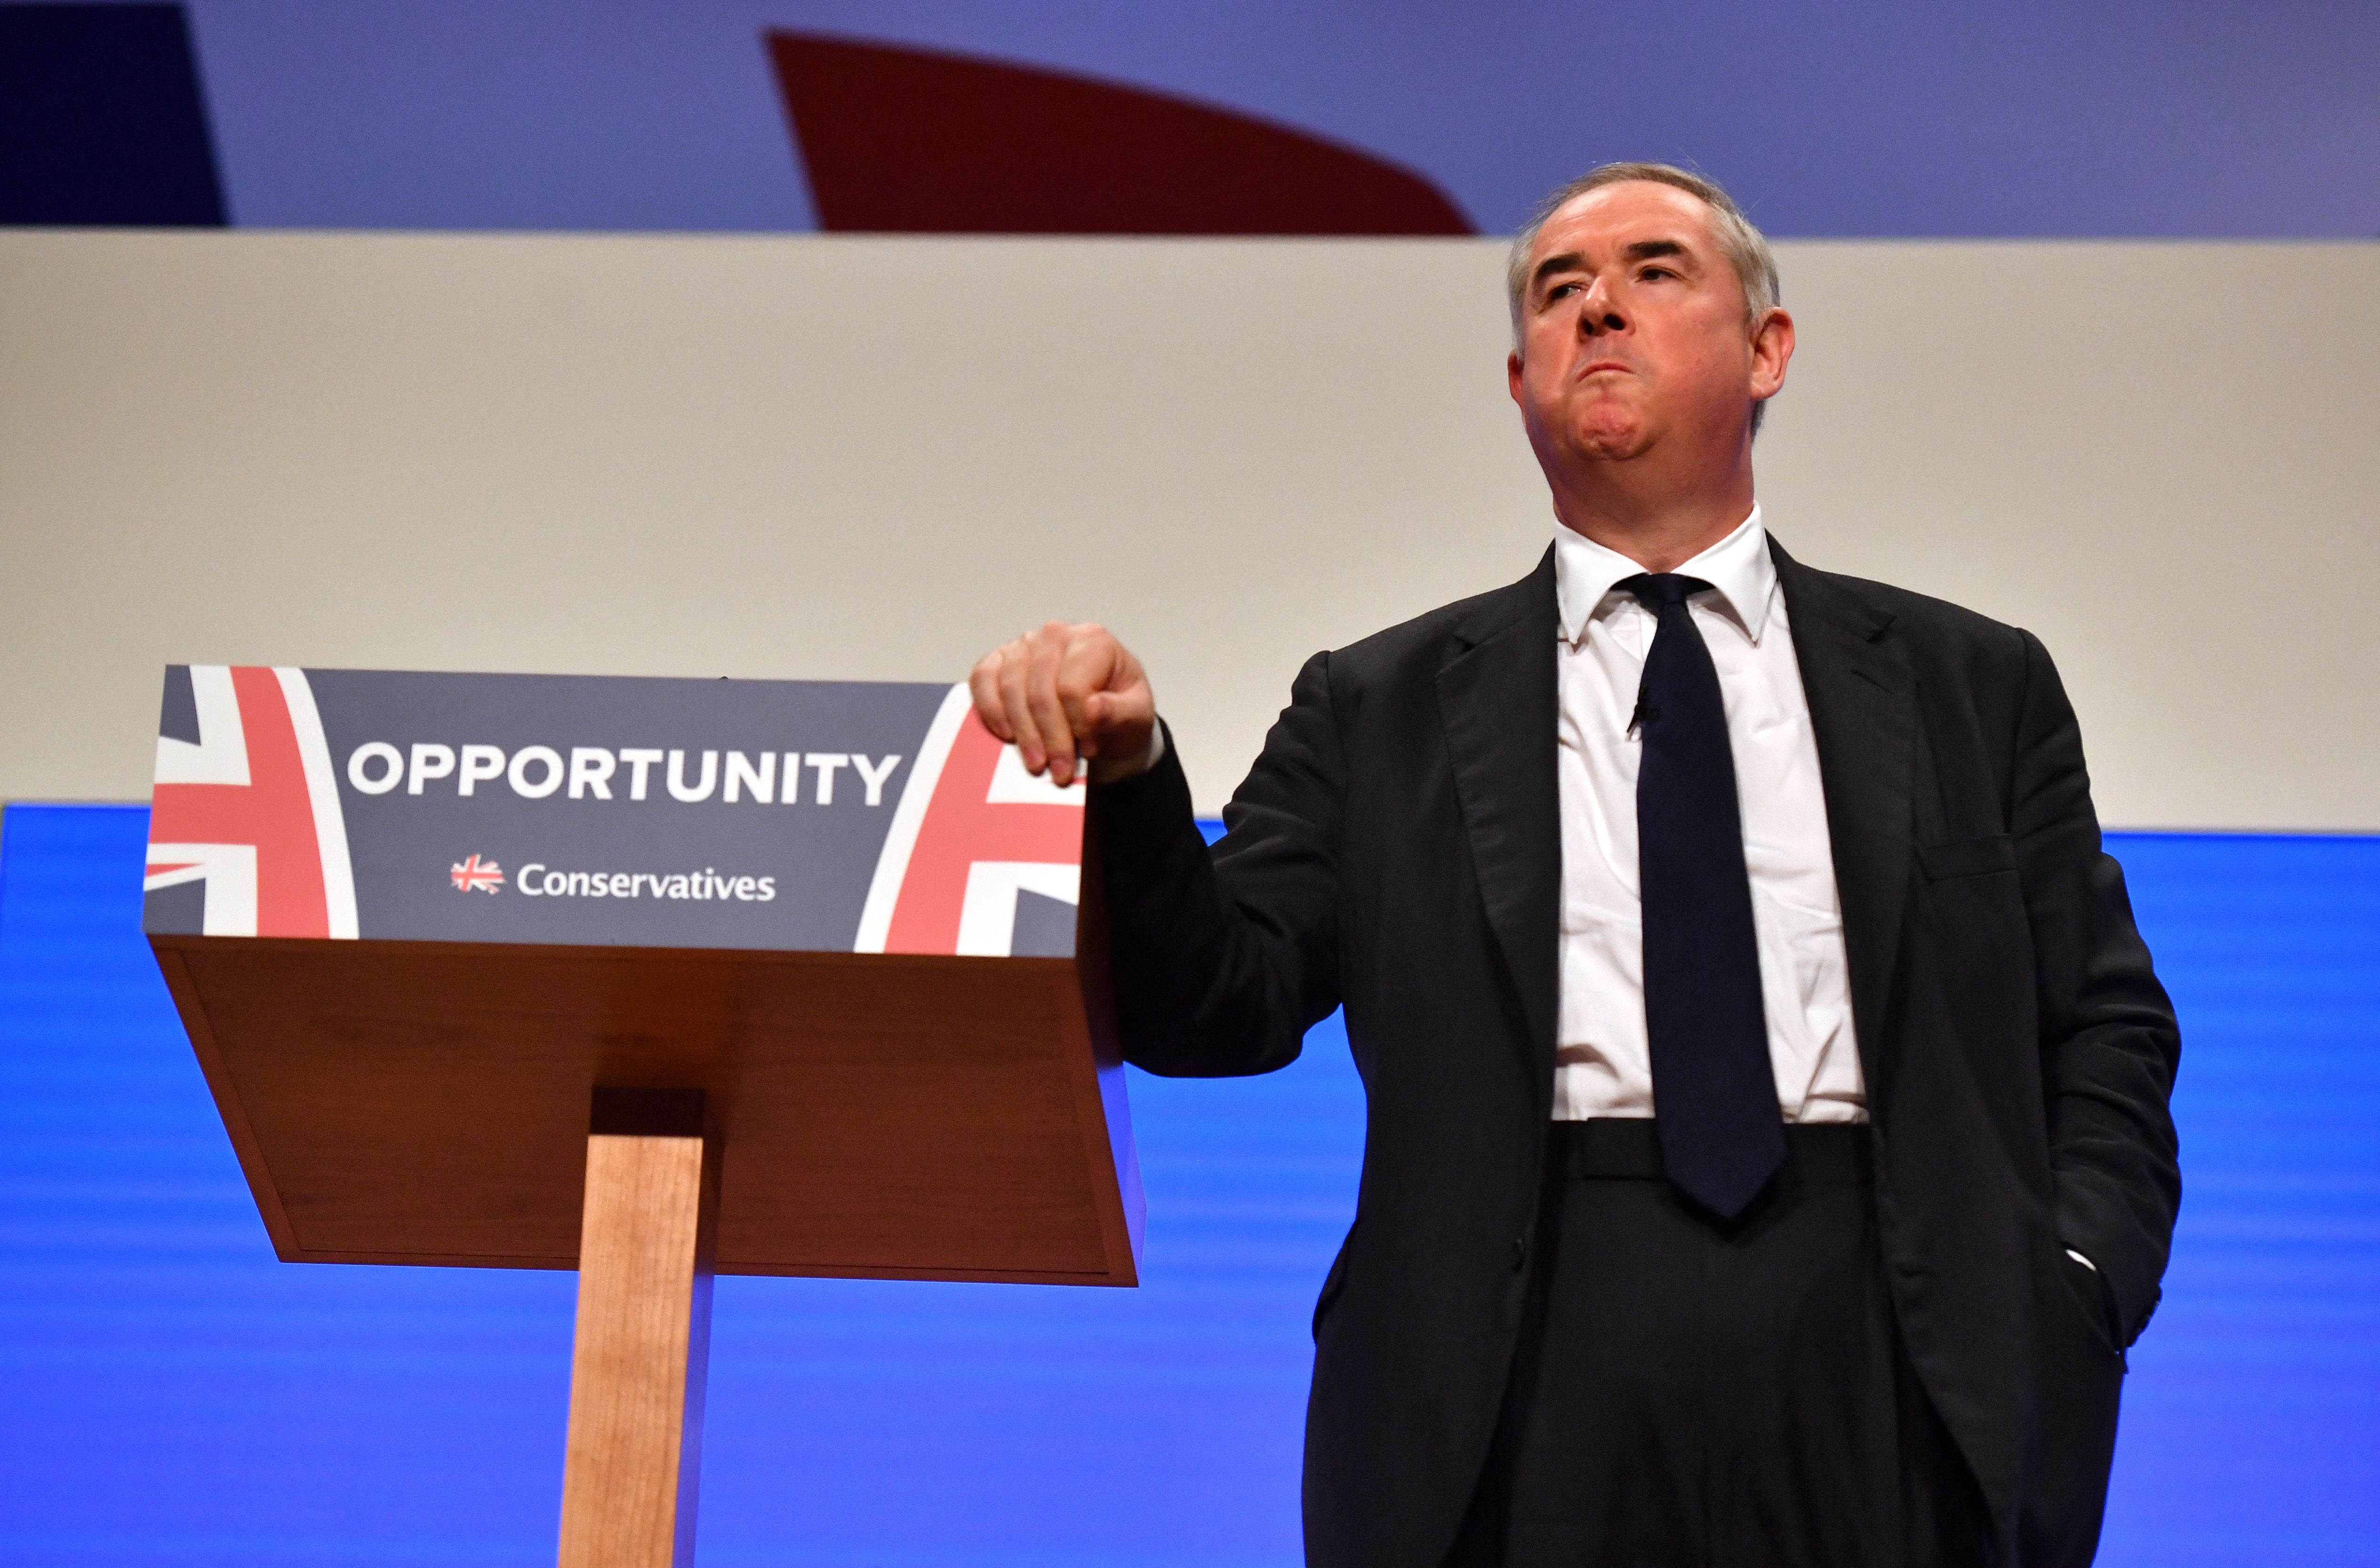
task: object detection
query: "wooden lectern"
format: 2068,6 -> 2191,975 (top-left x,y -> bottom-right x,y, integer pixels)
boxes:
143,666 -> 1140,1566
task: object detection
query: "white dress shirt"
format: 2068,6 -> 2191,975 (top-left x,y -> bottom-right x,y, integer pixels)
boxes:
1553,507 -> 1866,1123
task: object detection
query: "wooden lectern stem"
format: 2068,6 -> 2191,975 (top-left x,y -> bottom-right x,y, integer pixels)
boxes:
558,1089 -> 721,1568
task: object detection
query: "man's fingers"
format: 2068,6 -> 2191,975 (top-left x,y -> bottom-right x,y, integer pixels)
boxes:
969,652 -> 1016,743
1023,622 -> 1080,785
971,621 -> 1152,786
1088,682 -> 1154,733
1055,631 -> 1120,759
994,641 -> 1046,773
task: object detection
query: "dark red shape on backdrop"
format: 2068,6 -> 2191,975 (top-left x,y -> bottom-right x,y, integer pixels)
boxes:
766,32 -> 1473,236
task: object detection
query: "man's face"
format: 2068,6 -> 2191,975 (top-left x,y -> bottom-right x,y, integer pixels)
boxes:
1506,181 -> 1787,472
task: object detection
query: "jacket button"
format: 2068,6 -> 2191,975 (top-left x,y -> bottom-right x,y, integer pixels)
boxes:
1510,1236 -> 1528,1272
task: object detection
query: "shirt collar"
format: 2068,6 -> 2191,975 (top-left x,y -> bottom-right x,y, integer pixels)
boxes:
1553,504 -> 1776,647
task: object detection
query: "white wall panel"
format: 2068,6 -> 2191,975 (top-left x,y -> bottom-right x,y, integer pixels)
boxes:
3,231 -> 2373,827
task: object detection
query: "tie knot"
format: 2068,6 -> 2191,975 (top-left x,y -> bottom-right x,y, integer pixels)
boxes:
1618,573 -> 1712,611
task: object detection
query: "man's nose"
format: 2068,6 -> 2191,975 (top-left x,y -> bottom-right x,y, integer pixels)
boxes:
1577,277 -> 1627,336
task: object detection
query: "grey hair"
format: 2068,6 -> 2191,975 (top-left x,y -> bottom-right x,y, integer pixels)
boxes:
1505,162 -> 1783,436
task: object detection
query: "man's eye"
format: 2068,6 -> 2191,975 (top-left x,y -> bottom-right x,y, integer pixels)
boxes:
1547,282 -> 1580,300
1639,266 -> 1676,282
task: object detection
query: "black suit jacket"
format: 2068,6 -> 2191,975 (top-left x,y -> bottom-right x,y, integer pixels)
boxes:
1091,540 -> 2181,1568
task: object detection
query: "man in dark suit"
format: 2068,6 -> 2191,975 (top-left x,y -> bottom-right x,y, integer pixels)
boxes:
970,164 -> 2179,1568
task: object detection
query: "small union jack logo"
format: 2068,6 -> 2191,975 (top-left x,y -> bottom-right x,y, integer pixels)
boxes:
450,854 -> 506,893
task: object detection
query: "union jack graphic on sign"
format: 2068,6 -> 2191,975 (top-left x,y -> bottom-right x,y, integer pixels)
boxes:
145,666 -> 358,939
450,854 -> 506,893
857,684 -> 1085,958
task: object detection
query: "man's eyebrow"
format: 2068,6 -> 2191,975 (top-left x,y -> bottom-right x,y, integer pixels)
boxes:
1528,251 -> 1586,295
1530,239 -> 1696,297
1623,239 -> 1691,264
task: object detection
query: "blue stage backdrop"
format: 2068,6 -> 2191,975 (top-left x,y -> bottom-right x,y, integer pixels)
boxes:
0,803 -> 2373,1564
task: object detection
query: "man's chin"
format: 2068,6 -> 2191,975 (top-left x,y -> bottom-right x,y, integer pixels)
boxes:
1569,419 -> 1654,463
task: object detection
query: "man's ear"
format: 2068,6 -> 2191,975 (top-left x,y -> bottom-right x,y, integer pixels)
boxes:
1749,307 -> 1795,402
1507,348 -> 1525,405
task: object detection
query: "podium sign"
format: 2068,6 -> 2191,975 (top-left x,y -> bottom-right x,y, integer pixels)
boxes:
144,664 -> 1089,959
142,664 -> 1142,1566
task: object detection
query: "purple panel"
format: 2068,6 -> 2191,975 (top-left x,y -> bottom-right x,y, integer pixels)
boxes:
0,2 -> 225,225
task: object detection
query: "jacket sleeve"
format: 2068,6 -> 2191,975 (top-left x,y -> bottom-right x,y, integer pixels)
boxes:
2009,629 -> 2182,1345
1087,650 -> 1346,1077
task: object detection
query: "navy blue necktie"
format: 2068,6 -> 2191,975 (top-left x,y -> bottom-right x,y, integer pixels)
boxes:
1620,573 -> 1785,1218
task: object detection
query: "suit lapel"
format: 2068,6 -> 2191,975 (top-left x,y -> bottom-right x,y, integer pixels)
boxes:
1436,547 -> 1562,1090
1771,539 -> 1916,1089
1433,540 -> 1911,1107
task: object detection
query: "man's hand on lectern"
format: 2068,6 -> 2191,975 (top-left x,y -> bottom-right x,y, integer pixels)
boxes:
970,620 -> 1159,789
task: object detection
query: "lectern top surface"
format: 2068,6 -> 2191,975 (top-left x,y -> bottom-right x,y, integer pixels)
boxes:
143,666 -> 1086,958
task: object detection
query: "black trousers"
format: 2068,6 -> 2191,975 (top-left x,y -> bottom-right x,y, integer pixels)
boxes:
1444,1121 -> 1992,1568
